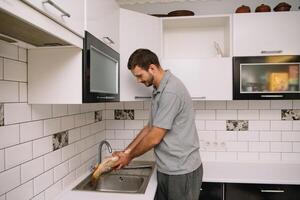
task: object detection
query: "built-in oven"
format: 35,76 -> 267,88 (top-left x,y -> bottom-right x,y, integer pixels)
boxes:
233,55 -> 300,100
83,31 -> 120,102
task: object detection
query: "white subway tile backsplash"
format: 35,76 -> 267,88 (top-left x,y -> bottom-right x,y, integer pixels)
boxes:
270,142 -> 292,152
52,105 -> 67,118
115,130 -> 134,140
6,180 -> 33,200
54,161 -> 69,182
259,110 -> 281,120
195,110 -> 215,120
31,192 -> 44,200
198,131 -> 216,141
282,153 -> 300,162
125,120 -> 143,129
86,112 -> 95,124
216,152 -> 237,161
260,131 -> 281,142
124,101 -> 143,109
33,170 -> 53,195
18,47 -> 27,62
0,166 -> 20,196
196,120 -> 205,130
293,142 -> 300,152
4,103 -> 31,124
20,121 -> 43,143
44,150 -> 62,171
237,152 -> 259,161
293,100 -> 300,109
282,131 -> 300,141
5,142 -> 32,169
226,142 -> 248,152
0,124 -> 19,149
205,120 -> 226,131
271,121 -> 292,131
74,114 -> 86,127
4,59 -> 27,82
143,101 -> 151,110
199,151 -> 216,161
33,136 -> 52,158
193,101 -> 205,109
106,120 -> 124,130
134,110 -> 149,120
259,153 -> 281,161
44,181 -> 62,200
21,157 -> 44,183
216,131 -> 237,141
238,131 -> 259,141
62,171 -> 76,189
0,195 -> 4,200
205,101 -> 226,110
216,110 -> 237,120
69,155 -> 81,172
0,81 -> 19,102
104,110 -> 114,120
67,105 -> 80,115
249,100 -> 270,110
292,121 -> 300,130
0,58 -> 3,79
44,118 -> 60,136
80,126 -> 91,139
248,121 -> 270,131
226,100 -> 248,110
238,110 -> 259,120
74,140 -> 85,154
105,130 -> 115,139
249,142 -> 269,152
0,150 -> 4,172
90,121 -> 104,134
61,116 -> 75,131
271,100 -> 292,109
62,144 -> 75,161
32,105 -> 52,121
68,128 -> 81,144
0,40 -> 18,60
19,82 -> 27,102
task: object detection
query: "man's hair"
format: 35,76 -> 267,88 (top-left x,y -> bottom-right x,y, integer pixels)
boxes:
127,48 -> 160,70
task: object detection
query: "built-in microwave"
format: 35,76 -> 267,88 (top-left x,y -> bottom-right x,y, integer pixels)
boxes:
83,31 -> 120,102
233,55 -> 300,100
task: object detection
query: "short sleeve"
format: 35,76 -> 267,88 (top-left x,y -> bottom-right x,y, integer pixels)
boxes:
152,92 -> 181,130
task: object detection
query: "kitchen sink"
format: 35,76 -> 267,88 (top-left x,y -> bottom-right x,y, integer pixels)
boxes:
73,161 -> 155,194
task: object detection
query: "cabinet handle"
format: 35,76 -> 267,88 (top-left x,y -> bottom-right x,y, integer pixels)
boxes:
260,95 -> 283,98
260,189 -> 285,193
96,96 -> 116,100
192,97 -> 206,100
134,96 -> 152,99
102,37 -> 115,45
43,0 -> 71,17
261,50 -> 283,54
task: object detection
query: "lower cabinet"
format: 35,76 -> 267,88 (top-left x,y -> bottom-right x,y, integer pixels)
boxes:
225,183 -> 300,200
199,182 -> 223,200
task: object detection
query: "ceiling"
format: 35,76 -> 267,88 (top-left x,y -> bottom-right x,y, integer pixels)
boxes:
116,0 -> 220,5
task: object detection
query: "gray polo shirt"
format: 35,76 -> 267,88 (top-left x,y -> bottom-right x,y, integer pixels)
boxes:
149,70 -> 201,175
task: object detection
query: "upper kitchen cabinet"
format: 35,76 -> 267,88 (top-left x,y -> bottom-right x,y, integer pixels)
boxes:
233,11 -> 300,56
120,8 -> 161,101
86,0 -> 120,52
0,0 -> 83,48
162,14 -> 232,59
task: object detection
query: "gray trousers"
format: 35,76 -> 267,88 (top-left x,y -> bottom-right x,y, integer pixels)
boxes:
154,164 -> 203,200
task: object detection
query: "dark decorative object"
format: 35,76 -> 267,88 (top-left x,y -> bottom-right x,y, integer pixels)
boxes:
149,14 -> 169,17
255,4 -> 271,12
114,110 -> 134,120
226,120 -> 249,131
53,131 -> 69,151
167,10 -> 195,17
0,104 -> 3,126
235,5 -> 251,13
282,109 -> 300,120
95,110 -> 103,122
274,2 -> 291,11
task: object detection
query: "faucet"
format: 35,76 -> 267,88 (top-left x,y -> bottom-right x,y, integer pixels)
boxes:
99,140 -> 112,163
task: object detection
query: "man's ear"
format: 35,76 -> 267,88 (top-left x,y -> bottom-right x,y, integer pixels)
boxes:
148,64 -> 157,74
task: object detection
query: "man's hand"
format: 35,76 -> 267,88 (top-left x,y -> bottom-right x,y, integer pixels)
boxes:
112,150 -> 131,170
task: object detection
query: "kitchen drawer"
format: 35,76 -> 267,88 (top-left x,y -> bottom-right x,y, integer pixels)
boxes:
225,183 -> 300,200
199,182 -> 223,200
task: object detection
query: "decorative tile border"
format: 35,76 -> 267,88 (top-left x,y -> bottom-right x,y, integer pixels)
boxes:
95,110 -> 103,122
226,120 -> 248,131
53,131 -> 69,151
0,103 -> 3,126
114,109 -> 134,120
282,109 -> 300,120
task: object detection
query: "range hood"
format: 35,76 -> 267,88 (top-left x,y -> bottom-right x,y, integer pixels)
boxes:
0,8 -> 70,47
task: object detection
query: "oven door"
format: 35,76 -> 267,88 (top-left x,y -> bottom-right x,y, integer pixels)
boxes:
233,56 -> 300,100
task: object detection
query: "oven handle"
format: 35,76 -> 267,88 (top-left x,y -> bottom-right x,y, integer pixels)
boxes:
260,95 -> 284,98
260,189 -> 285,193
261,50 -> 283,54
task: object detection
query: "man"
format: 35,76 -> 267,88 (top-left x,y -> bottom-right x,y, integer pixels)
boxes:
113,49 -> 203,200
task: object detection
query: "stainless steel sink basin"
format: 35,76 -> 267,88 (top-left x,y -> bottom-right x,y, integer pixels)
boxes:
73,161 -> 155,194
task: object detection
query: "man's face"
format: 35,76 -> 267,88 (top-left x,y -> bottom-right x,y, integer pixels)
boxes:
131,65 -> 154,87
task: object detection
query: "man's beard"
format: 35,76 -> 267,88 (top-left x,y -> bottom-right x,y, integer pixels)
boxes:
144,74 -> 154,87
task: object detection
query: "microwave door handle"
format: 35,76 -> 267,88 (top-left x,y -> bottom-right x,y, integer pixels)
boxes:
97,96 -> 116,100
260,95 -> 284,98
261,50 -> 283,54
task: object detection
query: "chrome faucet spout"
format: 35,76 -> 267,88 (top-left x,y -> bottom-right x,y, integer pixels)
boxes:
99,140 -> 112,163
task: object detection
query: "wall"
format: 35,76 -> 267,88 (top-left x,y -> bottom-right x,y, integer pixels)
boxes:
120,0 -> 300,15
0,40 -> 106,200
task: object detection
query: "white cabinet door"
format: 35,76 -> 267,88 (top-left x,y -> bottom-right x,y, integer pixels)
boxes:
28,47 -> 82,104
162,58 -> 232,100
21,0 -> 84,37
86,0 -> 119,52
120,8 -> 162,101
233,11 -> 300,56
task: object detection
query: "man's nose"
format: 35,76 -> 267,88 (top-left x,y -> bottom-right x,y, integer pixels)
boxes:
136,78 -> 142,83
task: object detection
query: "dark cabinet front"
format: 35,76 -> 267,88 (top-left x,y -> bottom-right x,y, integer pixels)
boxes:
225,183 -> 300,200
199,182 -> 223,200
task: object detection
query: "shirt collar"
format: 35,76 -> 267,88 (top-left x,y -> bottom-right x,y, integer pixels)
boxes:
152,70 -> 171,96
